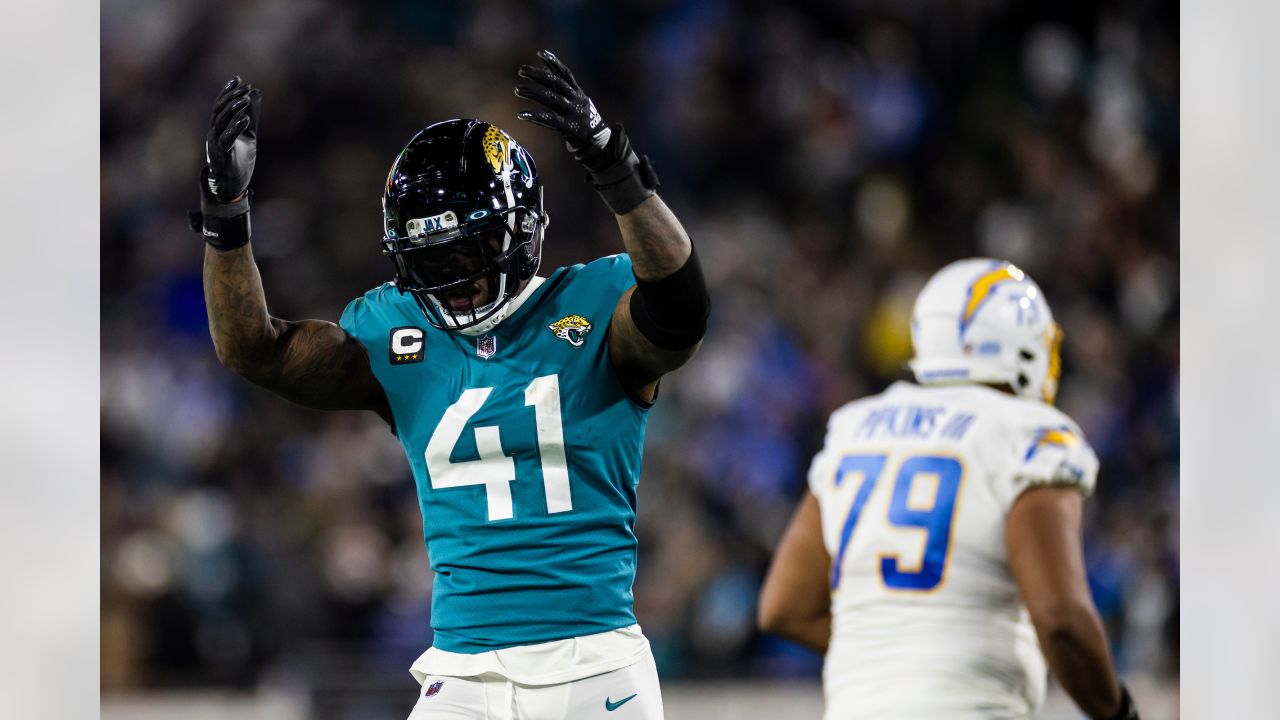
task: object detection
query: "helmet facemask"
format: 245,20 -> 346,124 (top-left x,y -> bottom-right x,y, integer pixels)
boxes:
383,204 -> 545,332
1000,321 -> 1063,404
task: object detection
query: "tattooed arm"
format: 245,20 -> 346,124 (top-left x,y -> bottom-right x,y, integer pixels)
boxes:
204,243 -> 392,422
607,196 -> 703,403
195,77 -> 390,422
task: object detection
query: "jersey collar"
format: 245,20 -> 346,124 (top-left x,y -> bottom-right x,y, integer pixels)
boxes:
457,275 -> 547,336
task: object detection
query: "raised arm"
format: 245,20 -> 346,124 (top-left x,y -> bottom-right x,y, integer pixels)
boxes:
204,244 -> 389,419
1007,486 -> 1139,720
606,196 -> 702,399
194,78 -> 390,422
515,51 -> 710,402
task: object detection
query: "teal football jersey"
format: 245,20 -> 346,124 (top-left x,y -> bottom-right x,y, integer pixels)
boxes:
340,254 -> 649,653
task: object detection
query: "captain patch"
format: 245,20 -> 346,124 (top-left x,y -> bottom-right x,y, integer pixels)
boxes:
390,327 -> 425,364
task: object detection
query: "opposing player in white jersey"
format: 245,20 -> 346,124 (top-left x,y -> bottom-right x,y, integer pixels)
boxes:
758,259 -> 1139,720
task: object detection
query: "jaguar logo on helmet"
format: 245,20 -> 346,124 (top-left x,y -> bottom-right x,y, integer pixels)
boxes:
482,126 -> 511,175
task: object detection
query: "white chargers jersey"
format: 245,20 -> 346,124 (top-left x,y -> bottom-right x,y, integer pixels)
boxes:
808,381 -> 1098,720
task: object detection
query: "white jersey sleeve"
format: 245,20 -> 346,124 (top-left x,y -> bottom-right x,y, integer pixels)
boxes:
990,404 -> 1099,511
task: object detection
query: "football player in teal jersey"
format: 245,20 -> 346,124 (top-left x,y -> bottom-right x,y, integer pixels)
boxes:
192,51 -> 709,719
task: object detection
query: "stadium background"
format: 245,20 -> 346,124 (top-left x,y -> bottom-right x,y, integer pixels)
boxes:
100,0 -> 1178,717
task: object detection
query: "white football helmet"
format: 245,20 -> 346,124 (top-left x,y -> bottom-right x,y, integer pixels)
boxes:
908,258 -> 1063,404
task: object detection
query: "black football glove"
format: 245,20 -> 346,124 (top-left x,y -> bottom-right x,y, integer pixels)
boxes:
515,50 -> 658,215
205,76 -> 261,202
190,76 -> 262,250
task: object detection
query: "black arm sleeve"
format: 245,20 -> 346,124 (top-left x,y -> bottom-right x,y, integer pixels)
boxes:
628,244 -> 711,350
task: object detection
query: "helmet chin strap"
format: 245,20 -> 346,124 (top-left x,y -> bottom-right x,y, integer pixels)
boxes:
454,276 -> 546,336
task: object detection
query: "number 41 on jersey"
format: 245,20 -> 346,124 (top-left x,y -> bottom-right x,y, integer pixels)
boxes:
425,374 -> 571,521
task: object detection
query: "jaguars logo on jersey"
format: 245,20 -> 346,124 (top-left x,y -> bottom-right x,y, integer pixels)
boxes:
548,314 -> 592,347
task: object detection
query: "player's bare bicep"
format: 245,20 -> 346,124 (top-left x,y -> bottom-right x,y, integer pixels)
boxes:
1006,486 -> 1090,615
264,318 -> 391,418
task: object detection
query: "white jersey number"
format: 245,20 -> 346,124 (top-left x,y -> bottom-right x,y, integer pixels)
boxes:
425,374 -> 572,521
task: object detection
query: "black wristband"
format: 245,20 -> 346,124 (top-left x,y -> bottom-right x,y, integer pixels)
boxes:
628,244 -> 710,351
580,124 -> 659,215
191,210 -> 251,251
191,167 -> 251,251
1104,684 -> 1139,720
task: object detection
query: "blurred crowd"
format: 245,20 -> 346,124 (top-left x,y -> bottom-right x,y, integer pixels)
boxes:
101,0 -> 1178,697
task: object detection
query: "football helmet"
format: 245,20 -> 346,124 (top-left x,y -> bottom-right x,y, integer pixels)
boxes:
382,119 -> 546,334
908,258 -> 1063,404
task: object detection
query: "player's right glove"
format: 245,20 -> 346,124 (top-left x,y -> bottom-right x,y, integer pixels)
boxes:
514,50 -> 659,215
189,76 -> 262,251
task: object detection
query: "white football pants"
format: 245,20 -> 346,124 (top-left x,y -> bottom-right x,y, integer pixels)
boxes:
406,651 -> 664,720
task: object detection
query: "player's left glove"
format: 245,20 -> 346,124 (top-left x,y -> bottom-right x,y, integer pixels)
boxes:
515,50 -> 659,215
189,76 -> 262,251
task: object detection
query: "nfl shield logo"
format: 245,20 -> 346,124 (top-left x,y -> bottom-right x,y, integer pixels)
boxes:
476,335 -> 497,359
425,680 -> 444,697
